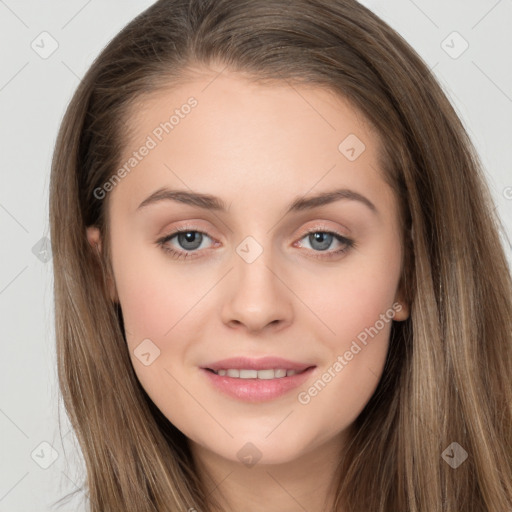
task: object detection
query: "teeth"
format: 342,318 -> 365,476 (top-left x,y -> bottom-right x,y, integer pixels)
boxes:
213,368 -> 301,379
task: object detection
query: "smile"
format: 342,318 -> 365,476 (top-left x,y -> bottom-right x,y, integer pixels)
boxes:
206,368 -> 308,379
201,366 -> 316,402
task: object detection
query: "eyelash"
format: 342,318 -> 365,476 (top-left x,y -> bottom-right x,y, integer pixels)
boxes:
156,226 -> 355,261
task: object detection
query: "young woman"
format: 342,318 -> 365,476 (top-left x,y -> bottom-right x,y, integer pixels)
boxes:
49,0 -> 512,510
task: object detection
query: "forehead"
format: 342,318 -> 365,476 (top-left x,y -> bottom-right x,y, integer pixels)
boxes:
109,70 -> 391,218
125,69 -> 380,150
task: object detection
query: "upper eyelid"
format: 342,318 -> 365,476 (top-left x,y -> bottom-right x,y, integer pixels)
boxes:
159,226 -> 351,247
161,220 -> 350,238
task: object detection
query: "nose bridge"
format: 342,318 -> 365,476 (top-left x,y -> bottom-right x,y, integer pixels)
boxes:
220,233 -> 293,331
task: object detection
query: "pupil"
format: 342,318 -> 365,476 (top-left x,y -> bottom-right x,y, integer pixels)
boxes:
179,231 -> 202,250
310,232 -> 332,251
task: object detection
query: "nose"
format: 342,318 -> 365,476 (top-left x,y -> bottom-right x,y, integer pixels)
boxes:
220,247 -> 294,333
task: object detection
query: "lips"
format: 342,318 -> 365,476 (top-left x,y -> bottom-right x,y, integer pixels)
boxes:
201,356 -> 315,373
201,360 -> 317,402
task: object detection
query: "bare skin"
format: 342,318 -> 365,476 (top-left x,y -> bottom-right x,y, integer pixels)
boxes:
87,67 -> 409,512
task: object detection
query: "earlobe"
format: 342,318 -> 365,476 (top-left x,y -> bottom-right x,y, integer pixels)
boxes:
393,301 -> 410,321
85,226 -> 118,303
393,279 -> 410,321
392,294 -> 410,322
86,226 -> 102,253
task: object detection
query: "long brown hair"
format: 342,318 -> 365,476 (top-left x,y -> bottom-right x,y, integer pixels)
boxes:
49,0 -> 512,510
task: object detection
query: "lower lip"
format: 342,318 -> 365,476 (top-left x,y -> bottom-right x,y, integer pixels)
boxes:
201,367 -> 316,402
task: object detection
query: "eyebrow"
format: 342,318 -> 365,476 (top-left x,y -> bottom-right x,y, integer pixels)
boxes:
136,187 -> 378,215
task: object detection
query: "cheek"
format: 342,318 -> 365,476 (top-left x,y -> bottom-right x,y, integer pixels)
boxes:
111,247 -> 197,411
293,239 -> 401,414
299,241 -> 402,349
110,235 -> 195,340
116,269 -> 175,339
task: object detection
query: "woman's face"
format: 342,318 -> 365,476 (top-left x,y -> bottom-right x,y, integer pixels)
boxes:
87,69 -> 409,466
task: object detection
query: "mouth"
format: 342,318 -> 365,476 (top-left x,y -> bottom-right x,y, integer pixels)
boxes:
201,356 -> 315,375
200,357 -> 317,402
204,367 -> 314,379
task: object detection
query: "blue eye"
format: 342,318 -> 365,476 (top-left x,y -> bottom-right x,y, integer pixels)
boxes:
157,228 -> 214,261
156,228 -> 355,261
295,230 -> 355,260
171,231 -> 205,251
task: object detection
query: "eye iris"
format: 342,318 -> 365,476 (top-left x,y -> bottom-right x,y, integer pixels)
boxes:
178,231 -> 203,250
310,232 -> 333,251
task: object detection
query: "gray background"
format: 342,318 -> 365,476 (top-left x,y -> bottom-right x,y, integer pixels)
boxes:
0,1 -> 511,510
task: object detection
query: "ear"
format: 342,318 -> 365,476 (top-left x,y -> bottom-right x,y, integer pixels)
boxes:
86,225 -> 102,252
86,226 -> 118,303
392,286 -> 410,322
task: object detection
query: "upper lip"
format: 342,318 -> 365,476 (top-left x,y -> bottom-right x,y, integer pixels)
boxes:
202,357 -> 315,372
